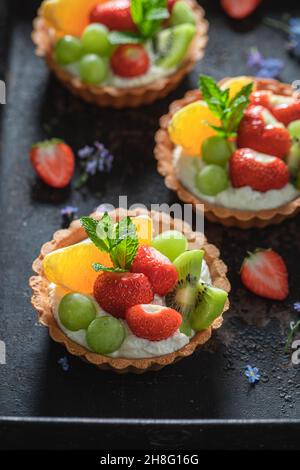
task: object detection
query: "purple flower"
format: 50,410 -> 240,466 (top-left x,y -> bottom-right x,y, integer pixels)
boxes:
294,302 -> 300,313
78,145 -> 94,159
58,356 -> 70,372
61,206 -> 78,225
245,365 -> 260,384
75,141 -> 114,189
247,49 -> 284,79
288,19 -> 300,59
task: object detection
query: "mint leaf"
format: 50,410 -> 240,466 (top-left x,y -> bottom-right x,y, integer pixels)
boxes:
108,31 -> 142,45
82,213 -> 139,271
80,216 -> 110,253
199,74 -> 253,138
130,0 -> 169,39
131,0 -> 143,24
113,217 -> 138,269
145,7 -> 169,21
93,263 -> 126,273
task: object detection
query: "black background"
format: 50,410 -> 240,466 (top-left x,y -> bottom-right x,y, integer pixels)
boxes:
0,0 -> 300,449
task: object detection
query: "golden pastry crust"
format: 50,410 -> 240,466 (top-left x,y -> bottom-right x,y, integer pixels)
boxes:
30,208 -> 230,373
154,77 -> 300,229
31,0 -> 208,108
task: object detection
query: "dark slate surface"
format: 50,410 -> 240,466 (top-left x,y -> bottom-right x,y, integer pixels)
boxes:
0,0 -> 299,424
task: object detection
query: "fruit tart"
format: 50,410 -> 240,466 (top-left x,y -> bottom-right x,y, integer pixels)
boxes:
30,208 -> 230,373
155,75 -> 300,228
32,0 -> 208,108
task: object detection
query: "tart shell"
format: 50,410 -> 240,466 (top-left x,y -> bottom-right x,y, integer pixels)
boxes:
154,77 -> 300,229
31,0 -> 208,109
30,208 -> 230,373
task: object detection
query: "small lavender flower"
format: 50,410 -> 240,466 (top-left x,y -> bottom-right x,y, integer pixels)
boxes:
58,356 -> 70,372
294,302 -> 300,313
61,206 -> 78,226
247,49 -> 284,79
266,16 -> 300,60
245,365 -> 260,384
75,141 -> 114,189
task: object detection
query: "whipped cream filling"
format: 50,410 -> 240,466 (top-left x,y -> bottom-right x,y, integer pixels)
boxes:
64,42 -> 177,89
174,146 -> 300,211
50,260 -> 211,359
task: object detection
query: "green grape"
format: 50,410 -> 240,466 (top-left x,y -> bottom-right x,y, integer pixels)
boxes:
82,24 -> 113,56
151,230 -> 188,262
170,1 -> 196,26
55,35 -> 83,65
195,165 -> 229,196
202,136 -> 232,167
288,120 -> 300,139
79,54 -> 108,84
86,317 -> 125,354
58,293 -> 96,331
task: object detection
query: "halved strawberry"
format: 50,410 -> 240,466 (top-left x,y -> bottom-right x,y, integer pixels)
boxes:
230,148 -> 289,192
220,0 -> 261,19
240,249 -> 289,300
30,139 -> 75,188
237,105 -> 291,159
250,90 -> 300,126
126,304 -> 182,341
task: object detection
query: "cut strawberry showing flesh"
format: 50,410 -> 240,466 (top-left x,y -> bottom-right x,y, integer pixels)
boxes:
250,91 -> 300,126
126,304 -> 182,341
240,249 -> 289,301
230,148 -> 289,192
237,105 -> 291,159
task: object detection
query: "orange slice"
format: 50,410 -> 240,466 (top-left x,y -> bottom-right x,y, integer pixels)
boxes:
168,101 -> 221,156
43,216 -> 153,293
40,0 -> 104,37
221,76 -> 256,99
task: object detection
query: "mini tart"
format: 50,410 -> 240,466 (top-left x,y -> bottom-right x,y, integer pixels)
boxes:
31,0 -> 208,109
30,208 -> 230,373
155,77 -> 300,229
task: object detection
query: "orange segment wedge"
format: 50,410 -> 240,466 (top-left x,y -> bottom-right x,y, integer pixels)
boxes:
40,0 -> 103,37
168,101 -> 221,156
43,239 -> 112,294
43,215 -> 153,293
221,76 -> 256,99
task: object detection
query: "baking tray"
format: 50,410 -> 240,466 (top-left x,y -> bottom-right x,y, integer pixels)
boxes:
0,0 -> 299,450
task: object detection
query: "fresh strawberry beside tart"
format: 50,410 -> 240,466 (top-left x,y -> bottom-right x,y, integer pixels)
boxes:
155,75 -> 300,228
32,0 -> 208,108
30,209 -> 230,372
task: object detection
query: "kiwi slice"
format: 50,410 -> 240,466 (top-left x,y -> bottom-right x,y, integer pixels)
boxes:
189,283 -> 228,331
156,24 -> 196,69
165,250 -> 204,319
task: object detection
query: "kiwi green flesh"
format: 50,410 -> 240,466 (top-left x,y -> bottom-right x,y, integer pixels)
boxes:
173,249 -> 204,283
189,283 -> 228,331
156,24 -> 196,68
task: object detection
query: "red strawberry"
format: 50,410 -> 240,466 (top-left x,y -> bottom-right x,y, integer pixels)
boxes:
220,0 -> 261,19
30,139 -> 75,188
110,44 -> 149,78
167,0 -> 178,12
131,246 -> 178,297
272,103 -> 300,127
93,272 -> 153,318
89,0 -> 136,32
126,304 -> 182,341
230,148 -> 289,192
250,90 -> 273,110
240,249 -> 289,301
250,91 -> 300,126
237,105 -> 291,159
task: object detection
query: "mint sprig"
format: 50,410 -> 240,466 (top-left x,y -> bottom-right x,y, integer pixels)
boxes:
109,0 -> 169,45
81,213 -> 139,272
199,75 -> 253,138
